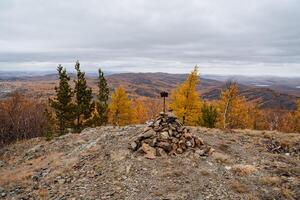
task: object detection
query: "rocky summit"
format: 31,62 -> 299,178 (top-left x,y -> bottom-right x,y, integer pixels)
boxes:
0,126 -> 299,199
130,112 -> 213,159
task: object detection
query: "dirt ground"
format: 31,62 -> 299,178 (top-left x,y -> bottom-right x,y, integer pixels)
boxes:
0,126 -> 299,200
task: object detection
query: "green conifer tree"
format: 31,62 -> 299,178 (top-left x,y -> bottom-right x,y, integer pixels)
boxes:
199,102 -> 218,128
74,61 -> 93,132
49,65 -> 75,135
95,68 -> 109,125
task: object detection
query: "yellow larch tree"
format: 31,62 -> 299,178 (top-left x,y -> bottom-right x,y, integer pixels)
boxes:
217,82 -> 252,129
132,98 -> 149,124
108,86 -> 133,126
294,100 -> 300,132
248,103 -> 268,130
169,66 -> 201,125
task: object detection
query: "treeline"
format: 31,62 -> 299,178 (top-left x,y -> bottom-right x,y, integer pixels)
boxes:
0,93 -> 48,145
1,64 -> 299,145
46,61 -> 162,137
169,67 -> 300,132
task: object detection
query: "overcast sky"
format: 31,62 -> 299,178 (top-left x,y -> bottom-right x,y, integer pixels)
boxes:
0,0 -> 300,76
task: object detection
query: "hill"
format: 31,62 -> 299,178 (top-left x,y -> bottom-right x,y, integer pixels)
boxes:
106,73 -> 299,110
0,72 -> 299,110
0,126 -> 299,199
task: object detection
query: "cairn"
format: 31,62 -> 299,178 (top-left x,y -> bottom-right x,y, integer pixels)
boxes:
130,111 -> 213,159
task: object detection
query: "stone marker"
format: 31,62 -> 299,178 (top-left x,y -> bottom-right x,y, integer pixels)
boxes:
130,111 -> 214,159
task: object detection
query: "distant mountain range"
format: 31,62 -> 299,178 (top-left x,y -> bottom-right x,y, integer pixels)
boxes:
106,73 -> 300,110
0,72 -> 299,110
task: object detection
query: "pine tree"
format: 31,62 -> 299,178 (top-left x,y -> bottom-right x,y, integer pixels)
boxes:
200,102 -> 218,128
95,68 -> 109,125
49,65 -> 75,135
108,86 -> 133,126
73,61 -> 93,132
217,82 -> 251,129
169,66 -> 201,125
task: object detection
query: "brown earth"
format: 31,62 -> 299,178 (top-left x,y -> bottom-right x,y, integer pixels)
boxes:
0,126 -> 299,200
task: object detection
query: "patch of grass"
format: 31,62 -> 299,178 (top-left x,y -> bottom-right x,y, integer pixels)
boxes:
232,164 -> 257,176
231,181 -> 249,193
212,152 -> 231,164
281,188 -> 296,200
37,188 -> 49,200
259,176 -> 281,186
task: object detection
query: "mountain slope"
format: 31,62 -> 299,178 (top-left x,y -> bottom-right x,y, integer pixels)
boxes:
0,72 -> 299,110
106,73 -> 299,110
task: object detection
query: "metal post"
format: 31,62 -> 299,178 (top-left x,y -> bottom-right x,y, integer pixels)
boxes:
160,91 -> 168,114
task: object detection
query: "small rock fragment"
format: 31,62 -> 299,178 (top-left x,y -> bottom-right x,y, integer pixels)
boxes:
142,143 -> 156,159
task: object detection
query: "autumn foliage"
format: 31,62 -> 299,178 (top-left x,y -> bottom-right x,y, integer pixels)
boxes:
1,65 -> 300,146
217,82 -> 252,129
0,93 -> 47,145
108,86 -> 133,126
169,66 -> 201,125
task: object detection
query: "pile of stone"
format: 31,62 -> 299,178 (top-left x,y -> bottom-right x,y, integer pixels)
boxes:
130,112 -> 213,159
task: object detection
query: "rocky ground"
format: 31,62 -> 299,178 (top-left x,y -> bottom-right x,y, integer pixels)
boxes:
0,126 -> 299,200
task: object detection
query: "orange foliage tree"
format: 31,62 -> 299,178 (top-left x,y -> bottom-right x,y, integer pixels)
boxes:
217,82 -> 252,129
108,86 -> 133,126
169,66 -> 201,125
0,93 -> 48,145
132,98 -> 149,124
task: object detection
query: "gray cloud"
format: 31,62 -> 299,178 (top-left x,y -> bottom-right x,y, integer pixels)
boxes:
0,0 -> 300,76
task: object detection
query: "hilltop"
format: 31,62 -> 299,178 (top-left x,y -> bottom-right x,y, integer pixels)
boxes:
0,126 -> 299,199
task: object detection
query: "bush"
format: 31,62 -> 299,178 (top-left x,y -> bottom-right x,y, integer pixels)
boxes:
0,92 -> 48,146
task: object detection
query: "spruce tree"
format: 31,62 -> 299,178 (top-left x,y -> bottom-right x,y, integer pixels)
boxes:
74,61 -> 93,132
49,65 -> 75,135
200,102 -> 218,128
95,68 -> 109,125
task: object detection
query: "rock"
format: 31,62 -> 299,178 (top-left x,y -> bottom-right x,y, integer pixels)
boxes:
195,138 -> 204,146
130,142 -> 138,151
140,129 -> 156,140
156,148 -> 168,157
1,192 -> 6,197
32,175 -> 39,182
160,131 -> 169,140
196,149 -> 205,156
0,161 -> 4,167
186,140 -> 192,147
58,178 -> 66,184
130,110 -> 211,158
142,143 -> 156,159
157,142 -> 172,152
176,148 -> 183,154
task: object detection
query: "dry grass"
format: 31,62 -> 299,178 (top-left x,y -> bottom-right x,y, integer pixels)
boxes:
259,176 -> 282,186
199,169 -> 212,176
0,152 -> 64,186
281,188 -> 296,200
36,188 -> 49,200
232,164 -> 257,176
212,152 -> 231,164
231,181 -> 249,193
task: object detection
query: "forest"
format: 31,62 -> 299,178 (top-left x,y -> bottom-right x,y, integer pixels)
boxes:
0,62 -> 299,146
